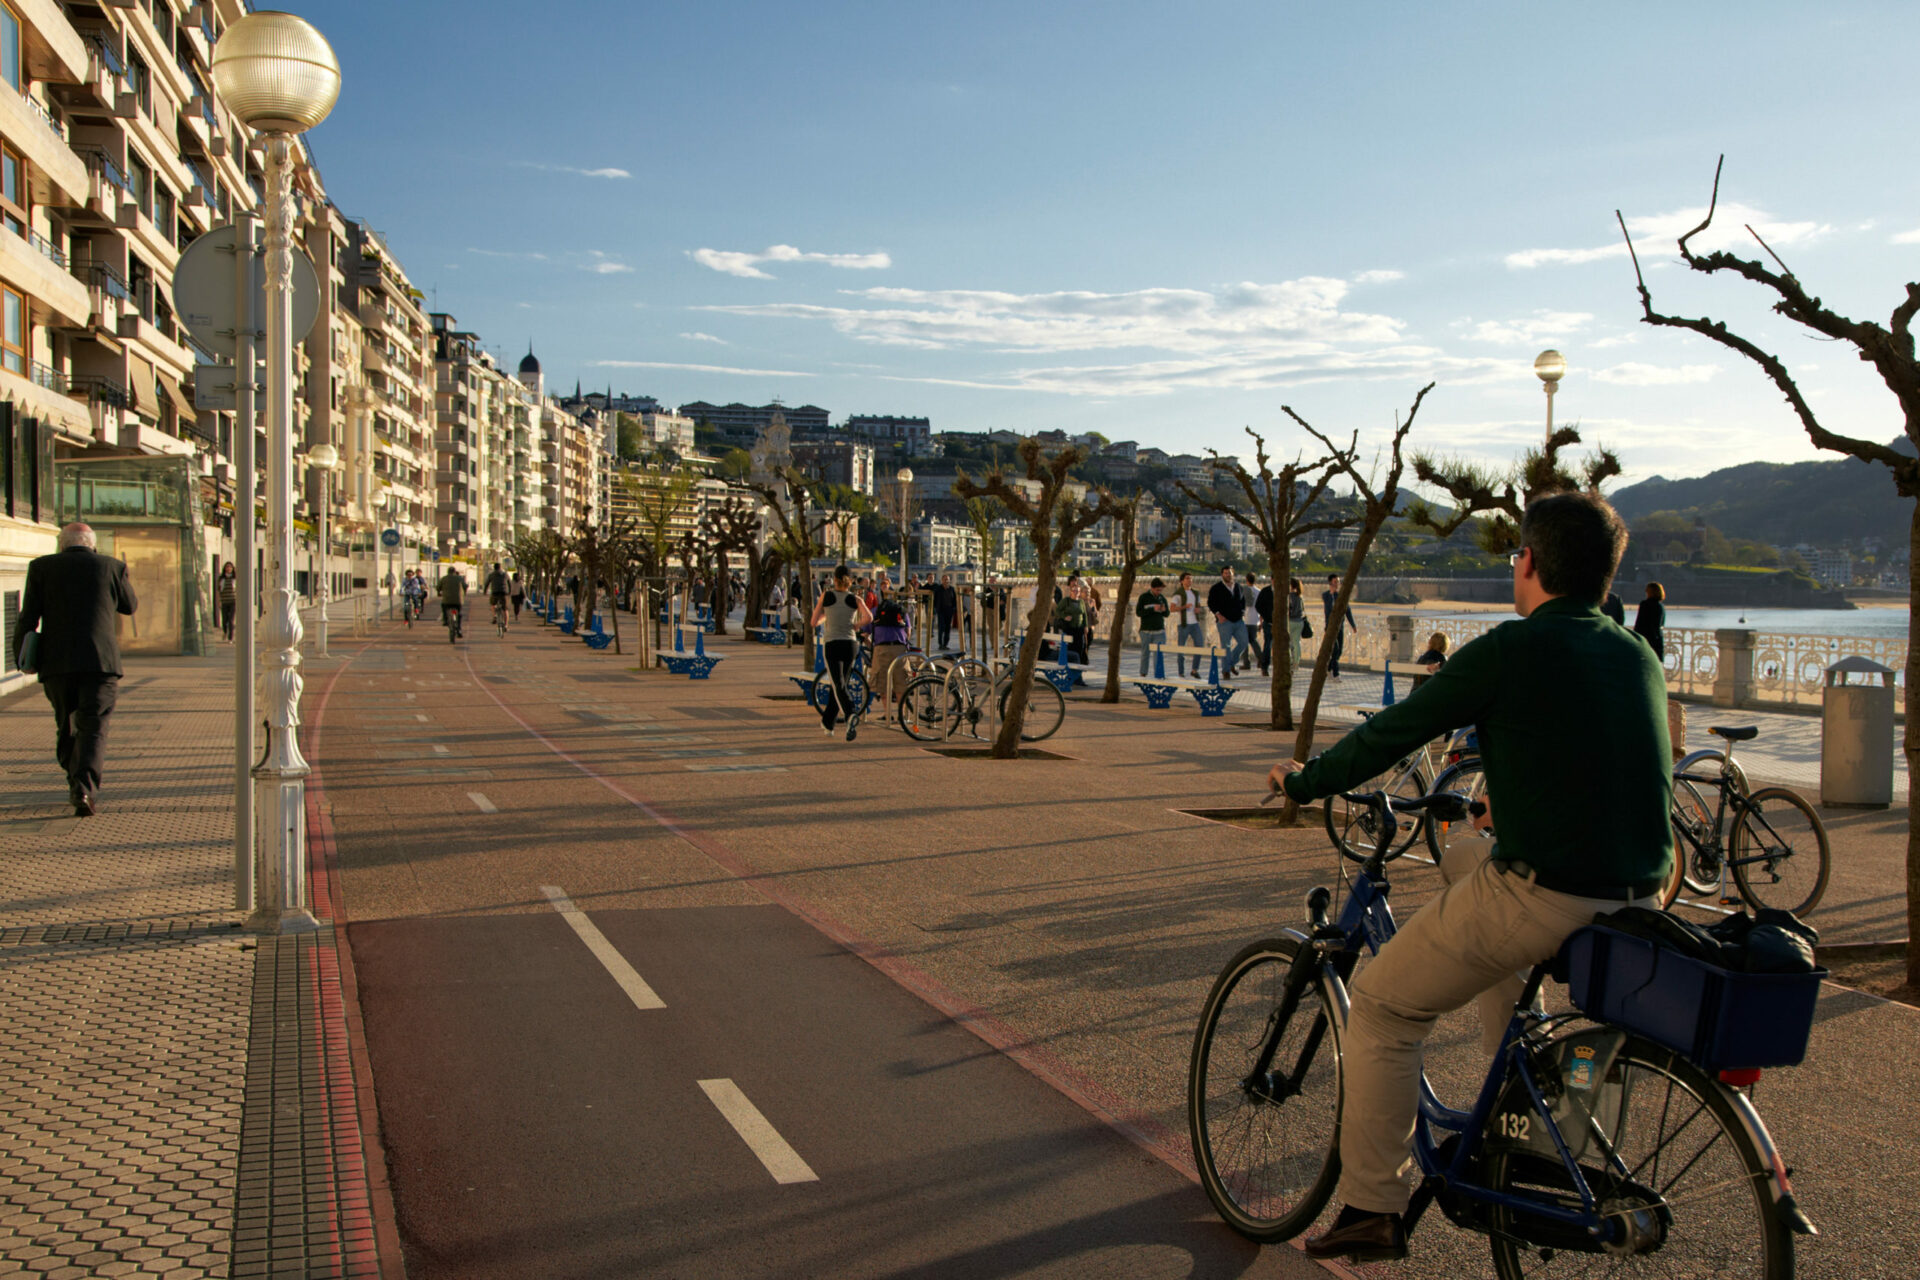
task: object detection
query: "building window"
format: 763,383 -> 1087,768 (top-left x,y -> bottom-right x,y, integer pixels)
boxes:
0,137 -> 23,237
127,50 -> 151,118
128,153 -> 152,220
1,282 -> 24,375
151,1 -> 174,53
0,4 -> 19,92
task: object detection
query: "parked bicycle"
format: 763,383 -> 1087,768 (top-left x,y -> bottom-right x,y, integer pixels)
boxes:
1188,788 -> 1816,1275
897,657 -> 1065,743
1321,714 -> 1479,861
1664,724 -> 1830,915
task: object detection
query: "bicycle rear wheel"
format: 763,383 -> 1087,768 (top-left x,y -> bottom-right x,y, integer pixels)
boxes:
1188,936 -> 1343,1242
1324,763 -> 1426,863
1001,677 -> 1065,742
1486,1036 -> 1791,1279
1424,757 -> 1492,864
898,675 -> 960,742
1731,787 -> 1830,916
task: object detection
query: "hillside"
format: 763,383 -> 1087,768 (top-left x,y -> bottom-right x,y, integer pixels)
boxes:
1610,442 -> 1916,550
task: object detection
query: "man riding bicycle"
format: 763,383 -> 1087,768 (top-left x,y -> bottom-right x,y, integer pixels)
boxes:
437,565 -> 468,637
1268,491 -> 1673,1263
483,561 -> 510,630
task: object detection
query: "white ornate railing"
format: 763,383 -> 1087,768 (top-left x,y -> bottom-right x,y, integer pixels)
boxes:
1748,630 -> 1906,705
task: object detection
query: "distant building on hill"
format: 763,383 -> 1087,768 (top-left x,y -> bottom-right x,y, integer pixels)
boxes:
679,401 -> 831,439
846,414 -> 932,453
1810,549 -> 1853,587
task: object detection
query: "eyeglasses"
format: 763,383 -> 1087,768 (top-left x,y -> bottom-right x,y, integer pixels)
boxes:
1509,548 -> 1529,566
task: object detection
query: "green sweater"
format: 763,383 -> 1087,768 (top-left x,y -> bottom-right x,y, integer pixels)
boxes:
1283,596 -> 1673,893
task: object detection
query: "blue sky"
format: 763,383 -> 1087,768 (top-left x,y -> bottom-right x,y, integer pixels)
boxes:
291,0 -> 1920,488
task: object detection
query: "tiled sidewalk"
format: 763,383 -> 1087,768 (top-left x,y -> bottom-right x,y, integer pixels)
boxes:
0,654 -> 397,1280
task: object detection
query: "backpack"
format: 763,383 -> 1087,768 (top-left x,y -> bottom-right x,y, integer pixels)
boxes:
874,599 -> 908,631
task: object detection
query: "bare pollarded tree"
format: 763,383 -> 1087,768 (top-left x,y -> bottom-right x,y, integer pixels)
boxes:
954,438 -> 1118,756
1175,430 -> 1357,730
1098,491 -> 1186,704
1621,157 -> 1920,985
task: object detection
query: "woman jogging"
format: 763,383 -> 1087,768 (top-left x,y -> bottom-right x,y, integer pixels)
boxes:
811,565 -> 873,741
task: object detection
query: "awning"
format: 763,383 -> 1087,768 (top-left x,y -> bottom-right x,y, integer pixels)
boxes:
128,354 -> 158,419
162,372 -> 196,420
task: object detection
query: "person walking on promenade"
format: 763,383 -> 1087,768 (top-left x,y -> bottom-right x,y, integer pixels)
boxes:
870,584 -> 913,721
1634,581 -> 1666,661
1269,492 -> 1671,1263
1135,576 -> 1170,675
14,523 -> 137,816
1052,580 -> 1090,664
1237,570 -> 1261,676
510,572 -> 526,620
1411,631 -> 1449,693
1254,576 -> 1274,677
1207,565 -> 1250,677
217,562 -> 237,641
1171,571 -> 1205,676
1601,589 -> 1625,626
812,565 -> 873,741
933,572 -> 958,652
1321,573 -> 1358,678
1288,578 -> 1308,671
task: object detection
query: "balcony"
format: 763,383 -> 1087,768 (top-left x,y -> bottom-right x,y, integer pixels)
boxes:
0,226 -> 90,328
0,84 -> 89,206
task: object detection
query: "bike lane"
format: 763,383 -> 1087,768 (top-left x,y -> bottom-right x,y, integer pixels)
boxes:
317,626 -> 1323,1279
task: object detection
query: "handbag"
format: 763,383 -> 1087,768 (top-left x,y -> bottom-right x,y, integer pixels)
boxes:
18,630 -> 39,674
1300,615 -> 1313,640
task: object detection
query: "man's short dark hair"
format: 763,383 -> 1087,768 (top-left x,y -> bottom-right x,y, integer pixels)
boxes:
1520,491 -> 1628,604
1326,574 -> 1339,585
1149,577 -> 1164,588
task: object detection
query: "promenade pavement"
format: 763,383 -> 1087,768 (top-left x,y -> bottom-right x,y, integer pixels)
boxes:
0,653 -> 400,1280
326,612 -> 1910,1278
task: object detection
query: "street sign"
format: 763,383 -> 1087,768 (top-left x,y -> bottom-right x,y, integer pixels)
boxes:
380,528 -> 401,549
431,549 -> 440,562
172,224 -> 320,358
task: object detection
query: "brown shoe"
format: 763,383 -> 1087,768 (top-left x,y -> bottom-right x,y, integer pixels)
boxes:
1303,1212 -> 1406,1263
72,791 -> 96,818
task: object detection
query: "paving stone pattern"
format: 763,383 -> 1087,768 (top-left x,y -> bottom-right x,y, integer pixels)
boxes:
0,654 -> 393,1280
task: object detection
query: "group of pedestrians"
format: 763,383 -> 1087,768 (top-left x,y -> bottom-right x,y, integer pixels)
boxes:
1121,567 -> 1360,682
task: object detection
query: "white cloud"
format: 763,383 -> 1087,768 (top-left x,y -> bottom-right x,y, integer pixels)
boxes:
1508,203 -> 1833,270
588,360 -> 813,378
585,251 -> 632,275
519,162 -> 632,180
469,248 -> 549,261
689,244 -> 893,279
1454,311 -> 1594,345
1589,333 -> 1639,349
1892,228 -> 1920,245
1353,269 -> 1405,284
679,332 -> 728,344
1589,362 -> 1719,386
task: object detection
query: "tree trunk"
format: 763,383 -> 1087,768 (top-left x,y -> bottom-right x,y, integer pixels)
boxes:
1268,550 -> 1295,731
1285,521 -> 1385,821
1909,500 -> 1919,988
608,586 -> 622,655
1103,563 -> 1138,703
994,568 -> 1054,756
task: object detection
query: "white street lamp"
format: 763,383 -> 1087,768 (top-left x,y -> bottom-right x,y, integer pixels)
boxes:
896,467 -> 914,576
213,12 -> 340,934
307,443 -> 339,657
1534,349 -> 1567,449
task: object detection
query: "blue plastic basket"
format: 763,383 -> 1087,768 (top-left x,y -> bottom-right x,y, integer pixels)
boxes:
1559,925 -> 1825,1072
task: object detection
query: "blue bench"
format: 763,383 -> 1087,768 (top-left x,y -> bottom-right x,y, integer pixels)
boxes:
583,614 -> 613,650
661,625 -> 725,678
1130,646 -> 1235,716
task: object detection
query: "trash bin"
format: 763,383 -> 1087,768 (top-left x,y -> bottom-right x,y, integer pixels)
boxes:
1820,656 -> 1896,809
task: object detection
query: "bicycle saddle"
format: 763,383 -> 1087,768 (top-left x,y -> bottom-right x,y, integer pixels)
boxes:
1709,725 -> 1759,742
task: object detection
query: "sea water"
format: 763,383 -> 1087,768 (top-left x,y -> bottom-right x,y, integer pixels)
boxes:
1411,605 -> 1908,639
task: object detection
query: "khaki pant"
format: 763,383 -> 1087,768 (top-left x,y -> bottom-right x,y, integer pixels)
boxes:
1336,846 -> 1656,1214
871,643 -> 909,716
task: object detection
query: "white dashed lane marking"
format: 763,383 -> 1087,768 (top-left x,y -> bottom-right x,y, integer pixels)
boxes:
697,1079 -> 819,1185
539,886 -> 666,1011
468,792 -> 497,813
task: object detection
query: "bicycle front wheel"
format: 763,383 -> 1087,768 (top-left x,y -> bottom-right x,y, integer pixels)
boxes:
1324,764 -> 1427,863
1001,677 -> 1065,742
1188,937 -> 1343,1242
1486,1036 -> 1791,1279
1424,757 -> 1493,865
1731,786 -> 1831,916
898,675 -> 960,742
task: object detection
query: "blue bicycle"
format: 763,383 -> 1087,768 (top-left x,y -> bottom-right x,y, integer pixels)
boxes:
1187,789 -> 1815,1276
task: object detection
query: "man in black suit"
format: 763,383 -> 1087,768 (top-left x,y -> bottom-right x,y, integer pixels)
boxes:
14,523 -> 138,816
